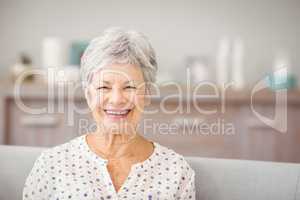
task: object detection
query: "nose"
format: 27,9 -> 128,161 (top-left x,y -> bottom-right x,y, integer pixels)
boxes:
108,87 -> 127,106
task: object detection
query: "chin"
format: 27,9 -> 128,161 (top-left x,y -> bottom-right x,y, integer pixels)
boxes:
102,121 -> 136,134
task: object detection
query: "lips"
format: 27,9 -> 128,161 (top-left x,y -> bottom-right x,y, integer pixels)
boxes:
103,109 -> 131,120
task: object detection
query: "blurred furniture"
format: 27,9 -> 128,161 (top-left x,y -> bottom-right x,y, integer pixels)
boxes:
0,145 -> 299,200
0,83 -> 300,162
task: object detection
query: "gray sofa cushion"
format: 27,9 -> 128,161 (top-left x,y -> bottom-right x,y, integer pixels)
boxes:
296,175 -> 300,200
0,145 -> 45,200
186,157 -> 300,200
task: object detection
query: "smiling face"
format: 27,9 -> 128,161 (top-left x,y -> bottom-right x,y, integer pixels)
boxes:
86,63 -> 148,136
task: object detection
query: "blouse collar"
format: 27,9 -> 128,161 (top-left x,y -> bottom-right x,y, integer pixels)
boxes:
79,134 -> 160,170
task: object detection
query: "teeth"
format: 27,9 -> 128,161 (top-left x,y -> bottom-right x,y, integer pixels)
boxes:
105,110 -> 129,115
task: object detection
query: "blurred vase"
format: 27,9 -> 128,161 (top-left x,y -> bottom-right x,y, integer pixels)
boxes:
42,37 -> 63,68
266,68 -> 297,90
185,56 -> 210,84
232,38 -> 245,90
10,53 -> 34,82
216,37 -> 230,87
69,41 -> 89,66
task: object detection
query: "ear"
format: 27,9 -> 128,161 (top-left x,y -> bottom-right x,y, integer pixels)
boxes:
144,88 -> 151,106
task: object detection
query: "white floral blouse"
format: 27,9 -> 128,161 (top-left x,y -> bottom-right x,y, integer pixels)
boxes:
23,134 -> 196,200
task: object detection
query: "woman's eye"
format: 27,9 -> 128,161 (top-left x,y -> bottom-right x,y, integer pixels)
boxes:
125,86 -> 137,90
97,86 -> 110,90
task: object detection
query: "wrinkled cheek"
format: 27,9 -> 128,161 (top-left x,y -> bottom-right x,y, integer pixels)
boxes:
89,102 -> 105,122
95,93 -> 106,105
91,94 -> 106,111
88,93 -> 104,111
91,108 -> 103,123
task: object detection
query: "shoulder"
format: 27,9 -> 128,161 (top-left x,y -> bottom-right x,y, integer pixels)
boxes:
37,135 -> 84,165
25,135 -> 85,183
154,142 -> 195,177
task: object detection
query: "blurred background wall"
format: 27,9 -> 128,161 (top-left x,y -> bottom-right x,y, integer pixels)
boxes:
0,0 -> 299,85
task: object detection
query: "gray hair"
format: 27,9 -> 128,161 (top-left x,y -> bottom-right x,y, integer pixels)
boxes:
80,27 -> 158,93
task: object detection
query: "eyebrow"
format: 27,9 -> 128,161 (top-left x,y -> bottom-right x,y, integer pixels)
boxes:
100,80 -> 135,85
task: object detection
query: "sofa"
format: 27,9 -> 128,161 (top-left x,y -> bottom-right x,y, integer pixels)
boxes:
0,144 -> 299,200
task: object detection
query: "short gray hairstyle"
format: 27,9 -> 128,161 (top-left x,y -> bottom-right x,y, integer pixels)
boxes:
80,27 -> 158,93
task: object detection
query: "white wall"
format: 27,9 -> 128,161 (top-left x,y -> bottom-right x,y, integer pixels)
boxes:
0,0 -> 299,85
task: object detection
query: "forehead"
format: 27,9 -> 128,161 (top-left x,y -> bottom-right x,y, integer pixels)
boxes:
92,63 -> 144,84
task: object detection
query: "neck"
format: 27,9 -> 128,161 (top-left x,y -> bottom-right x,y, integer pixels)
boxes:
88,129 -> 145,160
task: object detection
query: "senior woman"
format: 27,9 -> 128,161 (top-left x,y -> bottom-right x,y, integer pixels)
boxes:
23,28 -> 195,200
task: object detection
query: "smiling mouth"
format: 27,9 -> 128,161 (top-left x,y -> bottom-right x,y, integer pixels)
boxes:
103,109 -> 131,119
